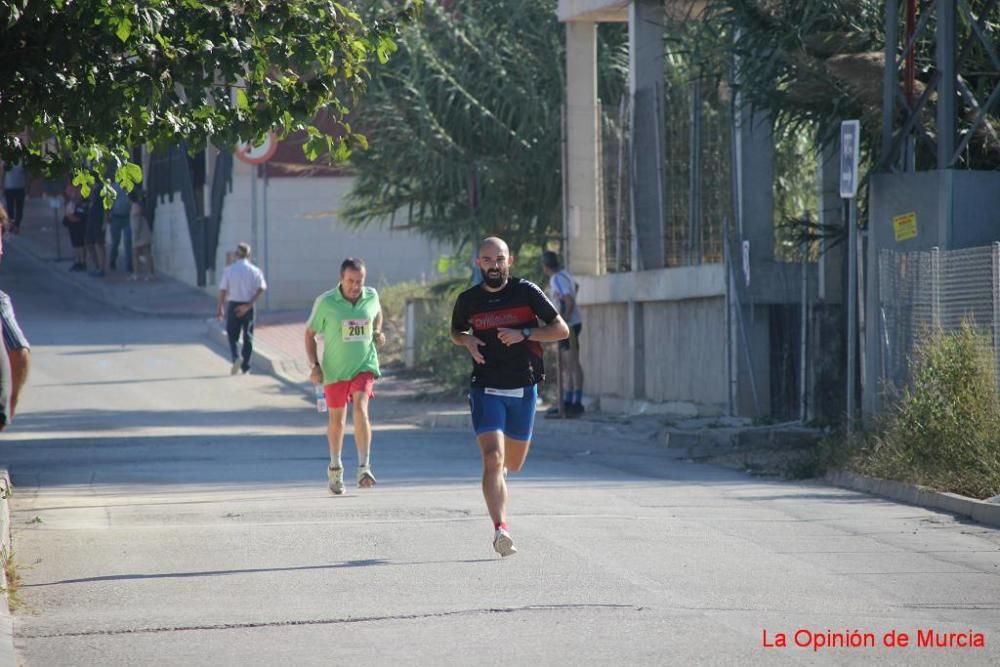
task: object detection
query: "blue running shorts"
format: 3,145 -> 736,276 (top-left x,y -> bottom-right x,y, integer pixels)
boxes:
468,385 -> 538,441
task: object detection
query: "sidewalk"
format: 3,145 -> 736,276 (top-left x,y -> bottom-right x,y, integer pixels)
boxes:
10,196 -> 215,318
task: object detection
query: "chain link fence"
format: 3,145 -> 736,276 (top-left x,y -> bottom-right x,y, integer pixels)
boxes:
878,243 -> 1000,397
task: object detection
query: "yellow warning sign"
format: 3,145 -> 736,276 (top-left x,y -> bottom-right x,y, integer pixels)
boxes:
892,212 -> 917,242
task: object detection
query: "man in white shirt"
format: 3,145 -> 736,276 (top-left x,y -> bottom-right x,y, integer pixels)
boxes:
216,242 -> 268,375
542,251 -> 585,416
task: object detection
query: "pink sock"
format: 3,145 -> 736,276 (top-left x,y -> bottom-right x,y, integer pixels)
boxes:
495,521 -> 507,531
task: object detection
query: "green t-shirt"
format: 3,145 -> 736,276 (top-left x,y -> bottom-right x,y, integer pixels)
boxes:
307,285 -> 381,383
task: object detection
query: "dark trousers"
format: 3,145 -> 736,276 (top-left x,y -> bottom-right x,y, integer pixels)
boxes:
4,189 -> 25,230
226,302 -> 255,371
108,214 -> 133,271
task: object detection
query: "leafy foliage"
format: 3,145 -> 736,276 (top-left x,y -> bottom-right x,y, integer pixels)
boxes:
858,323 -> 1000,498
700,0 -> 1000,169
0,0 -> 417,199
343,0 -> 627,256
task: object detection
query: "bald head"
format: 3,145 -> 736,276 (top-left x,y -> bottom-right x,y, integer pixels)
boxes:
479,236 -> 509,256
477,236 -> 512,290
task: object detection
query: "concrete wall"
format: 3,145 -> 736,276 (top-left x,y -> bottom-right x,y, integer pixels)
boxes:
151,196 -> 199,287
579,302 -> 631,399
642,297 -> 727,408
153,159 -> 453,309
578,264 -> 728,415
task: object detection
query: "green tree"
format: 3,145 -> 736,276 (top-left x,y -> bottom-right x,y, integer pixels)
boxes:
1,0 -> 417,197
700,0 -> 999,169
343,0 -> 626,256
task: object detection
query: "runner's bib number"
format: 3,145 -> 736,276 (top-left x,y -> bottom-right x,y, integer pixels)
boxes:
342,319 -> 371,342
484,387 -> 524,398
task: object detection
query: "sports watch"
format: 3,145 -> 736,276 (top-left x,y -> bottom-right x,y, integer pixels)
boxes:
521,327 -> 532,341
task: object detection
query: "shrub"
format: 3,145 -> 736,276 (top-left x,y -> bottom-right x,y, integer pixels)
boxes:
857,322 -> 1000,499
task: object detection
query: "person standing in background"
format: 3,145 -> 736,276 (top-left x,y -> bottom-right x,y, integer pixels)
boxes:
62,185 -> 88,272
108,182 -> 133,274
129,190 -> 154,280
84,188 -> 107,277
542,251 -> 585,416
2,162 -> 26,234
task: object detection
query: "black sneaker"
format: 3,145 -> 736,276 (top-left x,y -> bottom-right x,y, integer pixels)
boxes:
567,403 -> 585,416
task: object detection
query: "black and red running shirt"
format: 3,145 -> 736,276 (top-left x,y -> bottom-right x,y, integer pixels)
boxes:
451,277 -> 560,389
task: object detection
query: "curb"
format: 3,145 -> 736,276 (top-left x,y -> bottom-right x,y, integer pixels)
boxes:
661,426 -> 823,461
825,469 -> 1000,530
0,469 -> 16,667
204,320 -> 310,393
204,320 -> 646,438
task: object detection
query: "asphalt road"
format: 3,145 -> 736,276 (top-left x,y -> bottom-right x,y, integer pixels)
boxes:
2,245 -> 1000,666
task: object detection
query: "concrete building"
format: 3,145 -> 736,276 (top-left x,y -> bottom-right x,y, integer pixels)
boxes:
558,1 -> 840,418
148,142 -> 452,310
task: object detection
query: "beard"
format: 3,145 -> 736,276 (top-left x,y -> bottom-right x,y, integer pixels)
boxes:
481,267 -> 507,288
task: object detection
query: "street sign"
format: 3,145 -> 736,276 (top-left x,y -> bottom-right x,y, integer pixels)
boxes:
235,132 -> 278,165
839,120 -> 861,199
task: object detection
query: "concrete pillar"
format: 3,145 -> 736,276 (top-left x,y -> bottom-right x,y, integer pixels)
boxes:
732,91 -> 775,418
812,142 -> 847,421
629,0 -> 665,270
735,103 -> 775,265
818,143 -> 844,304
565,21 -> 602,276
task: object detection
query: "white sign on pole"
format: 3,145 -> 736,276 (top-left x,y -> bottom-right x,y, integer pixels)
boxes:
741,240 -> 751,287
236,132 -> 278,165
839,120 -> 861,199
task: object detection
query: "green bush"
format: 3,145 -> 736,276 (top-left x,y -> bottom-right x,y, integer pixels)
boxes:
411,279 -> 472,397
857,322 -> 1000,499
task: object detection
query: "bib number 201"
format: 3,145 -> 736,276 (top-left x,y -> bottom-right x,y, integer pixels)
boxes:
342,319 -> 370,342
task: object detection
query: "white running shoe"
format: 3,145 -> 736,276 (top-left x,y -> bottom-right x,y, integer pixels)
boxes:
230,360 -> 241,375
328,466 -> 345,495
357,465 -> 376,488
493,527 -> 517,557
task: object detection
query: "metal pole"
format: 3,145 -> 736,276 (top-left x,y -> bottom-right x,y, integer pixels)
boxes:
799,234 -> 809,422
724,216 -> 735,416
881,0 -> 899,169
653,82 -> 666,266
937,0 -> 957,168
689,80 -> 702,265
250,164 -> 258,260
629,94 -> 640,271
846,199 -> 857,426
263,167 -> 270,311
614,97 -> 626,272
931,246 -> 942,329
560,104 -> 569,264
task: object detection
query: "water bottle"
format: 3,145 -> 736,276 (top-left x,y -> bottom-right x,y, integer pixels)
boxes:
315,384 -> 327,413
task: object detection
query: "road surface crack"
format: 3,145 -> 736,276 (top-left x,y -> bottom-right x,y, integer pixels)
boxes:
20,603 -> 643,639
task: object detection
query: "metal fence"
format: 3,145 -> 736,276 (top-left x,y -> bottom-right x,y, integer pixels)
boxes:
878,243 -> 1000,397
599,81 -> 732,273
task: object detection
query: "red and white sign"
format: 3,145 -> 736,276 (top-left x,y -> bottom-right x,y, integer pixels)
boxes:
235,132 -> 278,165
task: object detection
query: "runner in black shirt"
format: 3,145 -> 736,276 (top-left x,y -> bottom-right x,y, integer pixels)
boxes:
450,237 -> 569,556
